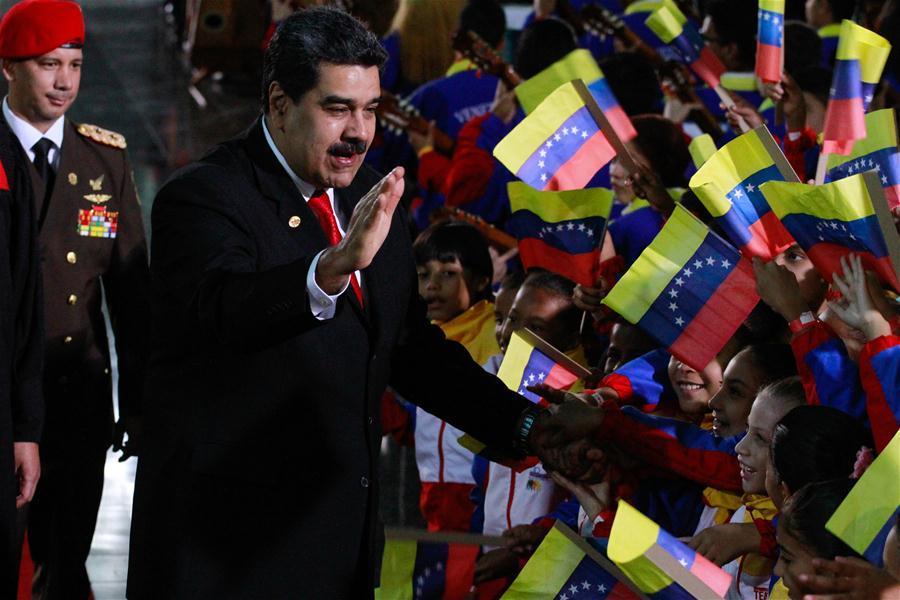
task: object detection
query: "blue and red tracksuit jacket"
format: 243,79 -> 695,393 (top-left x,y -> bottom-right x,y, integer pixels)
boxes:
599,348 -> 675,410
858,334 -> 900,452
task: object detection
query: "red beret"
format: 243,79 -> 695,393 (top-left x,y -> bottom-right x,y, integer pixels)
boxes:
0,0 -> 85,59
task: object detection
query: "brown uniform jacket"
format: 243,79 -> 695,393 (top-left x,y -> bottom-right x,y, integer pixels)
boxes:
20,118 -> 150,451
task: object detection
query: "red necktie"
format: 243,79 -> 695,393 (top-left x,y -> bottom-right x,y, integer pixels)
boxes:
307,190 -> 364,306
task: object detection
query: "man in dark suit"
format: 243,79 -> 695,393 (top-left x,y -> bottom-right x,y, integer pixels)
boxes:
0,1 -> 150,597
0,113 -> 43,600
128,7 -> 592,599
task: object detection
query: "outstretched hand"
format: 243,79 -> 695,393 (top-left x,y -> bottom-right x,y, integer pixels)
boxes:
829,254 -> 893,341
528,399 -> 606,481
316,167 -> 405,293
798,556 -> 900,599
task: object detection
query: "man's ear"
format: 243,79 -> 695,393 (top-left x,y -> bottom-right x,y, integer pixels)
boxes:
267,81 -> 288,129
2,59 -> 16,83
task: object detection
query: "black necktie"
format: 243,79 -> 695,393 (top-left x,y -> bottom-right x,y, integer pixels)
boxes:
32,138 -> 56,227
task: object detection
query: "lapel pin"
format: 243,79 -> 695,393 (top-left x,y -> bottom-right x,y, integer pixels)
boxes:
289,216 -> 302,228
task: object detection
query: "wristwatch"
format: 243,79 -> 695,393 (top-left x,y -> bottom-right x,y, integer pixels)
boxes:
513,405 -> 548,455
788,311 -> 817,333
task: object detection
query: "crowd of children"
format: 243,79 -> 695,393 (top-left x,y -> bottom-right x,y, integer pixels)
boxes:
366,0 -> 900,598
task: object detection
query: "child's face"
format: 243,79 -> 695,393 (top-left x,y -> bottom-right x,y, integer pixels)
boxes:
666,355 -> 724,416
602,323 -> 654,376
610,160 -> 635,204
707,349 -> 762,439
734,394 -> 781,494
493,284 -> 519,348
416,258 -> 479,323
499,285 -> 576,354
774,520 -> 818,600
774,245 -> 827,313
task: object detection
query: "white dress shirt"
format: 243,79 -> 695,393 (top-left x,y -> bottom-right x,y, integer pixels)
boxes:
3,97 -> 65,168
262,117 -> 360,320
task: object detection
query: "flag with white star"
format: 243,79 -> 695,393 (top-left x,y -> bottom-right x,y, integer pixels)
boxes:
755,0 -> 784,83
376,538 -> 478,600
608,501 -> 732,599
826,109 -> 900,210
689,126 -> 796,260
498,330 -> 584,405
507,182 -> 613,286
761,173 -> 900,290
502,522 -> 641,600
515,49 -> 637,143
643,3 -> 726,89
822,20 -> 890,155
602,205 -> 759,371
494,81 -> 617,192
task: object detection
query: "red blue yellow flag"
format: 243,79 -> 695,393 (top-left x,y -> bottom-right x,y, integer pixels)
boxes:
826,109 -> 900,210
507,182 -> 613,286
761,172 -> 900,291
822,20 -> 891,155
755,0 -> 785,83
644,3 -> 726,89
503,522 -> 641,599
375,536 -> 479,600
609,501 -> 733,599
689,126 -> 797,260
515,49 -> 637,144
498,329 -> 587,403
494,81 -> 617,192
602,205 -> 759,371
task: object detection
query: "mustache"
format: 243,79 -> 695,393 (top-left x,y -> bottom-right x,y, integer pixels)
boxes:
328,140 -> 367,157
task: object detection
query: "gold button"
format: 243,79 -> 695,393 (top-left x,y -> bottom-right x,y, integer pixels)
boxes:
288,216 -> 301,228
63,336 -> 73,344
66,251 -> 77,264
68,173 -> 78,185
67,294 -> 77,305
104,368 -> 110,374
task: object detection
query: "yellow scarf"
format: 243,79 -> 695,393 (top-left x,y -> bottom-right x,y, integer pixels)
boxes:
438,300 -> 500,366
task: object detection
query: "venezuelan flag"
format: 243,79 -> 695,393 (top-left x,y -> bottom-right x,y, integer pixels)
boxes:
602,205 -> 759,371
822,20 -> 891,155
515,49 -> 637,143
498,330 -> 583,404
644,3 -> 726,89
688,134 -> 717,169
826,430 -> 900,564
761,173 -> 900,290
623,0 -> 686,62
826,109 -> 900,210
609,501 -> 732,599
503,523 -> 640,599
494,81 -> 617,192
375,538 -> 478,600
755,0 -> 785,83
688,126 -> 796,260
507,182 -> 613,286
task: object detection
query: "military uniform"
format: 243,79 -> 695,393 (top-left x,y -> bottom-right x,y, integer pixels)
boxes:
14,118 -> 150,598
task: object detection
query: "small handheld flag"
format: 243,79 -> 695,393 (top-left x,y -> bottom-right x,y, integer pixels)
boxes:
502,521 -> 644,599
375,531 -> 481,600
761,172 -> 900,291
643,3 -> 725,90
826,430 -> 900,563
507,182 -> 613,287
495,81 -> 618,192
755,0 -> 785,83
689,126 -> 797,259
515,49 -> 638,144
602,205 -> 759,371
608,501 -> 733,599
688,134 -> 717,169
821,20 -> 891,156
826,109 -> 900,210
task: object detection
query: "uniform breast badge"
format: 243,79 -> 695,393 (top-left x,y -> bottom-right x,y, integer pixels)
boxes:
83,174 -> 111,203
68,172 -> 78,185
78,205 -> 118,238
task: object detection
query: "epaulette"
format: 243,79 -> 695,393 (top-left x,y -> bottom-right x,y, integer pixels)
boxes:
76,123 -> 127,149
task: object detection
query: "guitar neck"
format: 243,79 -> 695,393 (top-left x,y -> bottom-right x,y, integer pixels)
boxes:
434,207 -> 518,250
454,30 -> 523,90
377,92 -> 457,156
580,5 -> 663,67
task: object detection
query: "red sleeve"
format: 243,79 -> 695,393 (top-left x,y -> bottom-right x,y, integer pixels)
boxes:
782,127 -> 817,182
857,334 -> 900,452
789,320 -> 836,407
416,149 -> 451,195
444,114 -> 496,206
754,518 -> 778,559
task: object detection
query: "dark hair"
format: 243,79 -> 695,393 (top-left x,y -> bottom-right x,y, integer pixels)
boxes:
499,270 -> 526,293
793,65 -> 833,105
631,115 -> 691,188
459,0 -> 506,48
520,269 -> 581,332
740,343 -> 798,385
514,17 -> 578,80
771,405 -> 872,492
781,479 -> 861,560
784,21 -> 823,77
757,376 -> 807,409
827,0 -> 858,21
413,220 -> 493,301
599,52 -> 663,116
262,7 -> 387,112
706,0 -> 759,70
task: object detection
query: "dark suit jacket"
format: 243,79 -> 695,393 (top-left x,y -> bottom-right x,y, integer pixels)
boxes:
127,118 -> 530,599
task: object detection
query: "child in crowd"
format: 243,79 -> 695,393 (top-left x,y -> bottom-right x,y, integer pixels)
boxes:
410,219 -> 497,531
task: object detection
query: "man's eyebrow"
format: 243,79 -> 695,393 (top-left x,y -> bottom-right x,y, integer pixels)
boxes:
320,95 -> 382,106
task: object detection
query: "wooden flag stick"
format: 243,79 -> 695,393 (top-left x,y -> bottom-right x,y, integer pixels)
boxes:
756,124 -> 801,183
571,78 -> 641,177
384,528 -> 507,548
814,152 -> 829,185
518,327 -> 592,379
862,171 -> 900,289
713,85 -> 750,133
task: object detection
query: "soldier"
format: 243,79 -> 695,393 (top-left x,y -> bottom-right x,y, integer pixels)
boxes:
0,1 -> 150,597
